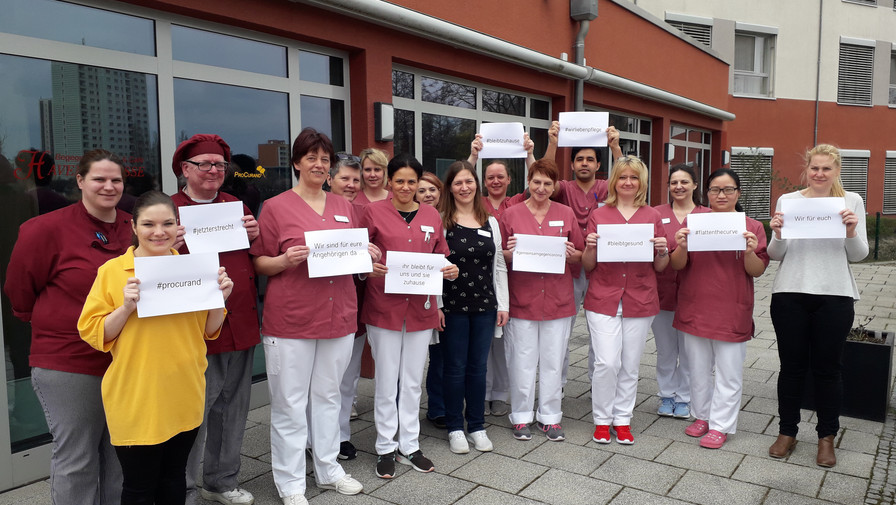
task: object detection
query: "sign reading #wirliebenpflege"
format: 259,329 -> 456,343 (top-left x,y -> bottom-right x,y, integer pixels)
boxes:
596,223 -> 654,262
557,111 -> 609,147
179,201 -> 249,254
512,234 -> 567,274
305,228 -> 372,278
384,251 -> 445,295
478,122 -> 528,159
780,197 -> 846,239
134,252 -> 224,318
686,212 -> 746,252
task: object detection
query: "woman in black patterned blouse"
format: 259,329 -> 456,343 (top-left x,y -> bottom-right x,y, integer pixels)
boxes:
437,161 -> 510,455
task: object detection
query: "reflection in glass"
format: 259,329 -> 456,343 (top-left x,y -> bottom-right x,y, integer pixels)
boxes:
299,51 -> 344,86
392,70 -> 414,99
640,120 -> 652,135
670,125 -> 687,141
1,53 -> 161,451
172,25 -> 287,77
421,77 -> 476,109
0,0 -> 155,55
530,127 -> 548,161
482,90 -> 525,116
421,113 -> 475,178
394,109 -> 416,158
530,98 -> 550,120
300,96 -> 346,152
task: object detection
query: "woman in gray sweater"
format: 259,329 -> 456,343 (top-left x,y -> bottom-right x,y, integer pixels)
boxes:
767,144 -> 868,468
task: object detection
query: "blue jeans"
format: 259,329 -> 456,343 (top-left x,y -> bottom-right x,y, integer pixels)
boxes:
441,311 -> 497,433
425,342 -> 445,419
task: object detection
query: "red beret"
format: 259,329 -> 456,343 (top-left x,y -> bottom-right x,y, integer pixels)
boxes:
172,134 -> 232,176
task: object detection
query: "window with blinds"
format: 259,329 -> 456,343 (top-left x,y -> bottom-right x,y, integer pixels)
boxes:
842,0 -> 877,5
838,44 -> 874,105
730,153 -> 771,219
666,21 -> 712,48
884,156 -> 896,214
841,156 -> 869,202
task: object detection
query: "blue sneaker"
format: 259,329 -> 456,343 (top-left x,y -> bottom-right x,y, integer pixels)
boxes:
673,402 -> 691,419
657,397 -> 674,416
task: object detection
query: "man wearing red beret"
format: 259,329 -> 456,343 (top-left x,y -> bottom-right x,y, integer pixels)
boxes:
173,134 -> 260,505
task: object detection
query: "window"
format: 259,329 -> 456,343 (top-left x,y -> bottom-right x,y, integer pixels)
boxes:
670,125 -> 712,190
840,151 -> 870,203
889,50 -> 896,106
730,148 -> 772,219
664,13 -> 712,48
885,153 -> 896,214
843,0 -> 877,5
172,25 -> 287,77
838,42 -> 874,105
734,31 -> 775,97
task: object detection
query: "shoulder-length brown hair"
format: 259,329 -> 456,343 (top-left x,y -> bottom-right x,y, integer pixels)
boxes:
438,161 -> 491,230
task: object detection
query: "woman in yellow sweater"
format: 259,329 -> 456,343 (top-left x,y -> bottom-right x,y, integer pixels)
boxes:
79,191 -> 232,504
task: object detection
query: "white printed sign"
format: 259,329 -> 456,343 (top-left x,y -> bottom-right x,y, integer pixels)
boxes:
596,223 -> 654,262
134,252 -> 224,318
557,111 -> 609,147
305,228 -> 373,278
686,212 -> 746,252
384,251 -> 445,295
478,122 -> 528,159
179,201 -> 249,254
512,234 -> 567,274
780,197 -> 846,239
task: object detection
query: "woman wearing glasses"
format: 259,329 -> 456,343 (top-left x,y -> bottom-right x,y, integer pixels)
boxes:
670,169 -> 769,449
583,156 -> 668,446
767,144 -> 867,467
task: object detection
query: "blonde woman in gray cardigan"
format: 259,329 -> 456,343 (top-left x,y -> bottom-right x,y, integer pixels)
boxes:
767,144 -> 868,468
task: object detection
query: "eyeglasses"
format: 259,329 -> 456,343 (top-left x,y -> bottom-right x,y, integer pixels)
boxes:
184,160 -> 230,172
707,186 -> 739,196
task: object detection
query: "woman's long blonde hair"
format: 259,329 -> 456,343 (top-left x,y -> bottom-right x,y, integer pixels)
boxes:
804,144 -> 845,197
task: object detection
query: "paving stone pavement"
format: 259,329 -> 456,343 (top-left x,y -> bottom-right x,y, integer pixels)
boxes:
4,262 -> 895,505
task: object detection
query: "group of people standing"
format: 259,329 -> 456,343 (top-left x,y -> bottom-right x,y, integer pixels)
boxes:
3,119 -> 868,505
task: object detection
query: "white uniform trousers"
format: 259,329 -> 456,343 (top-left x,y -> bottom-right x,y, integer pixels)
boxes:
504,317 -> 571,425
652,310 -> 691,403
367,323 -> 432,455
562,267 -> 595,385
338,335 -> 366,441
683,332 -> 746,434
485,336 -> 509,402
264,334 -> 354,498
587,311 -> 653,426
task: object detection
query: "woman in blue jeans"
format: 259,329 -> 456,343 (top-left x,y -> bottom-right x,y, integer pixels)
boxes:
437,161 -> 509,454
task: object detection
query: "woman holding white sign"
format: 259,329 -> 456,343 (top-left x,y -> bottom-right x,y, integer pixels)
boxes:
251,128 -> 371,503
652,164 -> 709,419
767,144 -> 867,467
669,169 -> 769,450
437,161 -> 509,454
499,159 -> 583,443
360,153 -> 458,479
78,191 -> 232,504
582,156 -> 668,446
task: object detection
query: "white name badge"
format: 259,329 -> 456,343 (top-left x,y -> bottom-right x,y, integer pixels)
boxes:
662,218 -> 671,224
334,215 -> 349,223
420,225 -> 435,233
548,220 -> 565,227
477,229 -> 492,238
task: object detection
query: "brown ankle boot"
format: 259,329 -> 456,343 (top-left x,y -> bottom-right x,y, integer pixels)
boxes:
817,435 -> 836,467
768,434 -> 797,459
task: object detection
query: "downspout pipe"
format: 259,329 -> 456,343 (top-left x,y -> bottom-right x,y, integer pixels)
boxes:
574,20 -> 590,111
291,0 -> 734,121
814,0 -> 823,146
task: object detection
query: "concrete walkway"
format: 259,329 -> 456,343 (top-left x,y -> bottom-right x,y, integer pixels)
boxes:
4,262 -> 895,505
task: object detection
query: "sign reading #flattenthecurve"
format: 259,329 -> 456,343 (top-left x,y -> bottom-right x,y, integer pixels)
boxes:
686,212 -> 746,252
478,122 -> 528,159
305,228 -> 373,278
179,201 -> 250,254
780,197 -> 846,239
133,252 -> 224,318
557,111 -> 609,147
384,251 -> 446,295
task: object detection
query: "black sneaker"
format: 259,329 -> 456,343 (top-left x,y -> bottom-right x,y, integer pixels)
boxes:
338,440 -> 357,460
427,415 -> 447,429
397,450 -> 434,473
376,451 -> 396,479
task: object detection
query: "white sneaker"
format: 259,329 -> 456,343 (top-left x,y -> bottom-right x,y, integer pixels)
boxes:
466,430 -> 494,452
317,474 -> 363,495
282,495 -> 308,505
448,430 -> 470,454
350,403 -> 359,419
200,487 -> 255,505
